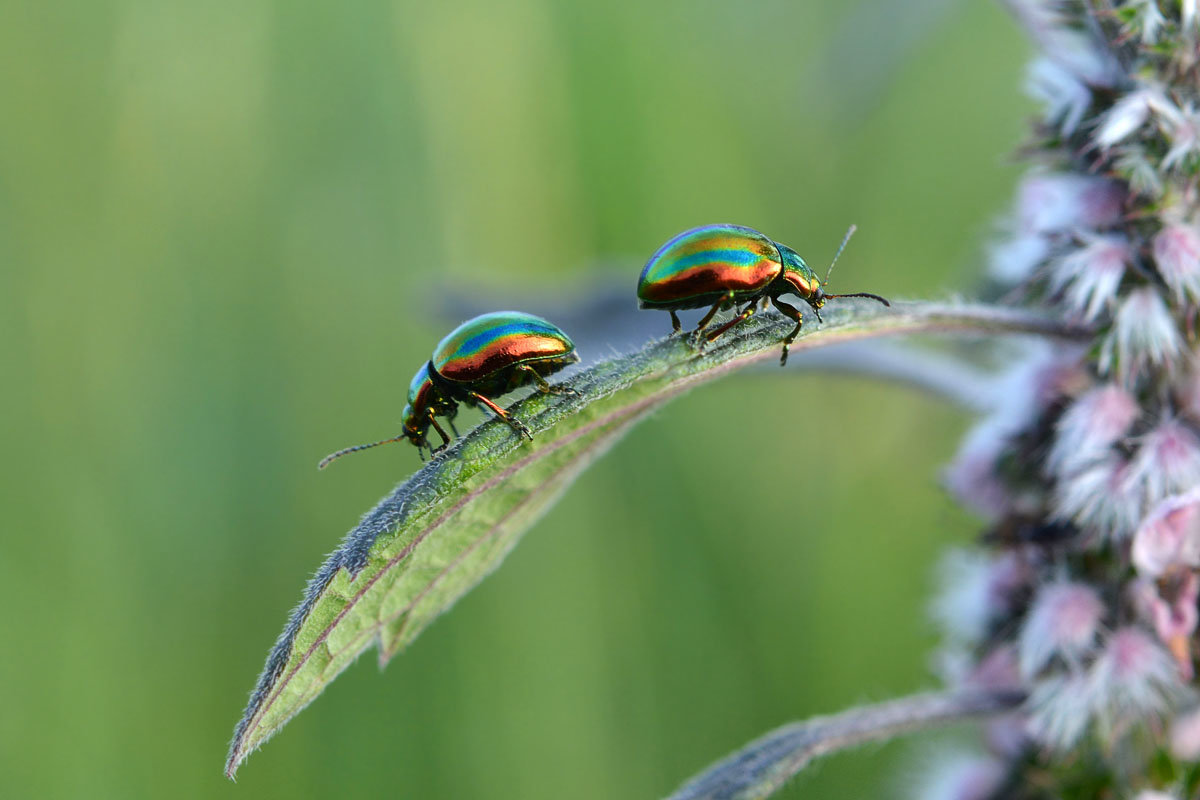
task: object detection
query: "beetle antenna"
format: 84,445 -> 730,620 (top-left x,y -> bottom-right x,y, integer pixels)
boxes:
822,224 -> 858,286
318,434 -> 407,470
823,291 -> 890,306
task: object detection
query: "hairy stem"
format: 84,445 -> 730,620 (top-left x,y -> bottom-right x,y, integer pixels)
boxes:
666,688 -> 1028,800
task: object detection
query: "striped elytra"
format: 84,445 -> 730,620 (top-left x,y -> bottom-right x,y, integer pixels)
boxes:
432,311 -> 576,383
318,311 -> 579,468
637,224 -> 788,309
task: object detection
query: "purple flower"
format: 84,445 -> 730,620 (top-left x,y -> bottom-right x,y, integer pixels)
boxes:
1101,288 -> 1184,385
1048,234 -> 1130,321
1132,574 -> 1198,679
1125,421 -> 1200,514
1053,454 -> 1142,540
1019,582 -> 1105,678
1132,489 -> 1200,577
1153,221 -> 1200,303
1088,627 -> 1189,741
1047,384 -> 1139,480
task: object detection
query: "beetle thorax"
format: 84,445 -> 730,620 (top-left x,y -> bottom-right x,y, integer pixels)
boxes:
780,266 -> 820,300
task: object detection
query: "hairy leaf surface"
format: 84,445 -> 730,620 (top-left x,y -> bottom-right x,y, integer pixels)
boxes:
226,303 -> 1084,778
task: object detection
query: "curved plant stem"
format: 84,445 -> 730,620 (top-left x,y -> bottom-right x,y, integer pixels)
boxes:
225,301 -> 1088,779
665,688 -> 1027,800
780,339 -> 1011,412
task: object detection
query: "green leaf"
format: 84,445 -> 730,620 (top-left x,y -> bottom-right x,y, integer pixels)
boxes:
225,302 -> 1086,778
664,688 -> 1027,800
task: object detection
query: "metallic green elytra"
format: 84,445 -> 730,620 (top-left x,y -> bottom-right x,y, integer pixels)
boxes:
319,311 -> 579,468
637,223 -> 889,365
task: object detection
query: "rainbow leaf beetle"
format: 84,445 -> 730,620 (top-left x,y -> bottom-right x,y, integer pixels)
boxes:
319,311 -> 579,468
637,223 -> 889,365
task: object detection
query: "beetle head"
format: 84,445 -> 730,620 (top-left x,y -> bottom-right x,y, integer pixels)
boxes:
400,403 -> 429,448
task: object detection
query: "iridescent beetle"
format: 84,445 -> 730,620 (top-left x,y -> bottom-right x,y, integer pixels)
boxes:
319,311 -> 579,468
637,223 -> 889,365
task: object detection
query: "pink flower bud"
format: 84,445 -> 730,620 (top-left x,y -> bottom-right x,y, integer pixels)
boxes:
1048,234 -> 1130,321
1047,384 -> 1139,480
1019,582 -> 1105,678
1054,455 -> 1141,540
1161,104 -> 1200,171
1154,574 -> 1199,680
1089,627 -> 1188,741
1153,222 -> 1200,303
1132,489 -> 1200,576
1125,421 -> 1200,514
1101,288 -> 1184,385
1132,573 -> 1199,679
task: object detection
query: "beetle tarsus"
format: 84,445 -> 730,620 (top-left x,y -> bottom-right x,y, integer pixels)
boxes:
770,297 -> 804,368
511,419 -> 534,441
469,391 -> 535,443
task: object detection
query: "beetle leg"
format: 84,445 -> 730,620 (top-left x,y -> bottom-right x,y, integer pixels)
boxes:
669,310 -> 682,334
517,363 -> 579,396
468,391 -> 534,442
427,411 -> 453,454
704,301 -> 756,343
691,291 -> 735,341
692,300 -> 723,336
772,297 -> 803,366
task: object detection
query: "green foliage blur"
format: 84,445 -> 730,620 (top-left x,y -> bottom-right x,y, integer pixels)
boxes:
1,1 -> 1030,797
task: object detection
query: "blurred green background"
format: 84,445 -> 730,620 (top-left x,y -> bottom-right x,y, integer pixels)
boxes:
1,1 -> 1031,797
